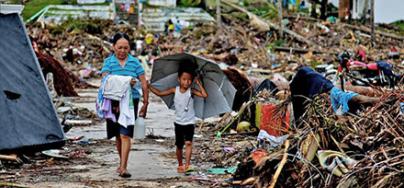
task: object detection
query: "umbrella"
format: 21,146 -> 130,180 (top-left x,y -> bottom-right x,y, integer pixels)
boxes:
150,53 -> 236,119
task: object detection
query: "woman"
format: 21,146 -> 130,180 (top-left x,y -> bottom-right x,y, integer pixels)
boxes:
101,32 -> 149,178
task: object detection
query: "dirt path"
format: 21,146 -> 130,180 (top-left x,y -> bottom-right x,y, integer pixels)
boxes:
11,88 -> 217,187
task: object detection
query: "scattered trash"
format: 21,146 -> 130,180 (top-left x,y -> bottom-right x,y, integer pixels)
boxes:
67,136 -> 85,141
257,130 -> 288,149
223,147 -> 235,153
0,154 -> 18,161
207,166 -> 237,175
155,139 -> 165,143
236,121 -> 250,132
41,150 -> 68,159
317,150 -> 358,177
64,119 -> 93,126
193,134 -> 203,138
72,137 -> 97,145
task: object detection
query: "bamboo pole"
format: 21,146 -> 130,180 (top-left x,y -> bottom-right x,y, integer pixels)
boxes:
268,140 -> 290,188
370,0 -> 375,47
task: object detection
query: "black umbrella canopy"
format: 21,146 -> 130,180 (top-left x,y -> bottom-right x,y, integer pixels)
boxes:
150,53 -> 237,119
151,53 -> 222,82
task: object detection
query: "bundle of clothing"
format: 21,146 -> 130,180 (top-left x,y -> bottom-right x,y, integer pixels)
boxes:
96,75 -> 136,127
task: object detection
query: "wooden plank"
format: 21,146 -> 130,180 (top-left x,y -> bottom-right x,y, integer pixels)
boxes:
343,24 -> 404,41
273,47 -> 336,54
0,154 -> 18,161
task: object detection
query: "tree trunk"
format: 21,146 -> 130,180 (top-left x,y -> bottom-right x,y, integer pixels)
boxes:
222,0 -> 316,46
362,0 -> 370,23
278,0 -> 283,38
370,0 -> 375,47
311,0 -> 318,18
216,0 -> 221,27
320,0 -> 328,19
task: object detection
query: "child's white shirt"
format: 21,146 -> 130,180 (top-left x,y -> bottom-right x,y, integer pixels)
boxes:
174,86 -> 196,125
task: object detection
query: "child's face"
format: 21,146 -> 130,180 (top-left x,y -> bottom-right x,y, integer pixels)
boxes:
178,72 -> 193,90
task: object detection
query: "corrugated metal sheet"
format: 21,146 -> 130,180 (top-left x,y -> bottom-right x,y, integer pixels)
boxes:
35,5 -> 113,24
0,13 -> 65,152
147,0 -> 176,8
142,7 -> 215,32
0,4 -> 24,14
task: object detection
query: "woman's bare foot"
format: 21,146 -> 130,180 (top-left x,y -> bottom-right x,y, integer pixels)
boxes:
116,167 -> 122,173
119,169 -> 131,178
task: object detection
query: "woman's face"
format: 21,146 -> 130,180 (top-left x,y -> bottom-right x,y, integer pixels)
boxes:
113,38 -> 130,60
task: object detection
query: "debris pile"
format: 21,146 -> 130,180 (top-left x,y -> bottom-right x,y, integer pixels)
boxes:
193,85 -> 403,187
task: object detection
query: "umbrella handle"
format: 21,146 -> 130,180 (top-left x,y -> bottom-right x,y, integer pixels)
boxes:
185,96 -> 192,112
218,76 -> 225,90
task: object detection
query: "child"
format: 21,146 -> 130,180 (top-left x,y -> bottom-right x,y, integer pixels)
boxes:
149,68 -> 208,173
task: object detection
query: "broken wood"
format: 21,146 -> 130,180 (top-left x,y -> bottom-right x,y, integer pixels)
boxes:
268,139 -> 290,188
222,0 -> 316,46
222,0 -> 269,32
64,119 -> 93,126
277,0 -> 283,38
216,0 -> 222,28
86,33 -> 112,54
0,182 -> 28,188
284,15 -> 318,22
250,68 -> 273,74
0,154 -> 17,161
273,47 -> 336,54
343,24 -> 404,41
370,0 -> 375,47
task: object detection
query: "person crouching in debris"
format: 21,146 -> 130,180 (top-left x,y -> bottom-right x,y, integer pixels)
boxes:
149,67 -> 208,173
99,32 -> 149,178
290,66 -> 380,123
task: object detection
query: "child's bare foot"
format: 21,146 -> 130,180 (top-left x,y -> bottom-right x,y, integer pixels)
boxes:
185,165 -> 194,172
177,166 -> 185,173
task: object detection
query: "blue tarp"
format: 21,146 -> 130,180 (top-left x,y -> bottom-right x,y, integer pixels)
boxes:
0,13 -> 65,152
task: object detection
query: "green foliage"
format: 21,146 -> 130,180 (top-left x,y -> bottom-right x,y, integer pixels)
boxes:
179,0 -> 201,7
267,39 -> 285,51
309,60 -> 321,68
22,0 -> 64,21
229,12 -> 249,21
244,0 -> 277,19
392,20 -> 404,33
204,0 -> 216,9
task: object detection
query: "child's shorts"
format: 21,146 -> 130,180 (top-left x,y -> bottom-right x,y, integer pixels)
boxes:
174,123 -> 195,148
